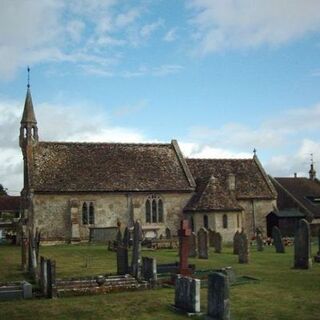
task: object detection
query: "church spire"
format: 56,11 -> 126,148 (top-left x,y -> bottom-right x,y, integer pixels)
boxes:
309,153 -> 316,180
19,67 -> 38,148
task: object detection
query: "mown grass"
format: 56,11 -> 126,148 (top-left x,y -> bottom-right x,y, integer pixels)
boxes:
0,242 -> 319,320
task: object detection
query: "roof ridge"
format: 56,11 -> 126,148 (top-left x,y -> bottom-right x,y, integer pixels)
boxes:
37,141 -> 171,146
186,158 -> 252,161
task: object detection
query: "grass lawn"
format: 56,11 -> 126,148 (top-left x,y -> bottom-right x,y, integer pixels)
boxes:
0,242 -> 319,320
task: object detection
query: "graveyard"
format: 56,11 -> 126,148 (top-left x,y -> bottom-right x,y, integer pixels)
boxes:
0,236 -> 319,320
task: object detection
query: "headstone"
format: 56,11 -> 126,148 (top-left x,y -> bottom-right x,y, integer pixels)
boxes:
178,220 -> 192,275
165,227 -> 172,239
47,259 -> 56,298
22,281 -> 32,299
197,227 -> 208,259
315,229 -> 320,263
142,257 -> 157,285
207,272 -> 230,320
238,232 -> 249,264
116,228 -> 122,245
294,219 -> 312,269
117,246 -> 129,275
233,231 -> 240,255
208,229 -> 216,247
214,232 -> 222,253
189,232 -> 197,258
256,233 -> 264,252
123,227 -> 130,248
174,275 -> 201,315
131,220 -> 143,279
272,226 -> 285,253
218,267 -> 236,285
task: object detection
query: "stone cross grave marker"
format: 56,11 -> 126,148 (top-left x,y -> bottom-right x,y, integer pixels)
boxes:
189,232 -> 197,258
233,231 -> 240,255
207,272 -> 230,320
256,233 -> 264,252
294,219 -> 312,269
197,227 -> 209,259
131,220 -> 143,279
272,226 -> 285,253
178,220 -> 192,275
214,232 -> 222,253
238,232 -> 249,264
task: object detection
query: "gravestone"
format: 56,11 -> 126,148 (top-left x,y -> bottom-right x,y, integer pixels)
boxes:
294,219 -> 312,269
256,233 -> 264,252
208,229 -> 216,247
272,226 -> 285,253
131,220 -> 143,279
123,227 -> 130,248
197,227 -> 208,259
207,272 -> 230,320
116,228 -> 122,245
233,231 -> 240,255
117,246 -> 129,275
178,220 -> 192,275
165,227 -> 172,239
174,275 -> 201,315
315,229 -> 320,263
189,232 -> 197,258
142,257 -> 157,285
238,232 -> 249,264
214,232 -> 222,253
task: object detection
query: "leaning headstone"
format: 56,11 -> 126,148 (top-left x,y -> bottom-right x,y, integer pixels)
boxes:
207,272 -> 230,320
233,231 -> 240,255
214,232 -> 222,253
131,220 -> 143,279
178,220 -> 192,275
165,227 -> 172,239
238,232 -> 249,264
272,226 -> 285,253
208,229 -> 216,247
142,257 -> 157,285
198,227 -> 208,259
294,219 -> 312,269
174,275 -> 201,315
189,232 -> 197,258
256,233 -> 264,252
314,229 -> 320,263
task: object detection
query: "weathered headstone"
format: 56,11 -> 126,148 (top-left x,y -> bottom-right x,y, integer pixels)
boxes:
238,232 -> 249,264
197,227 -> 208,259
207,272 -> 230,320
123,227 -> 130,248
174,275 -> 201,315
178,220 -> 192,275
116,228 -> 122,245
22,281 -> 32,299
214,232 -> 222,253
142,257 -> 157,285
165,227 -> 172,239
208,229 -> 216,247
47,259 -> 56,298
233,231 -> 240,255
189,232 -> 197,258
117,246 -> 129,275
218,267 -> 236,285
314,228 -> 320,263
272,226 -> 285,253
294,219 -> 312,269
131,220 -> 143,279
256,233 -> 264,252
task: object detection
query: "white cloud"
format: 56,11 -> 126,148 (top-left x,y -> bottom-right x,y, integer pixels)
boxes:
163,28 -> 177,42
140,19 -> 164,38
188,0 -> 320,54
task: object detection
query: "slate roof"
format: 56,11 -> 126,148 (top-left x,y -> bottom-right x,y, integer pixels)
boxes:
0,196 -> 21,211
31,141 -> 195,192
272,177 -> 320,219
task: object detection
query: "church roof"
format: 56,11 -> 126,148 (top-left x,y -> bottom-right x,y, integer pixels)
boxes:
186,158 -> 277,201
21,88 -> 37,124
184,175 -> 242,212
31,141 -> 195,192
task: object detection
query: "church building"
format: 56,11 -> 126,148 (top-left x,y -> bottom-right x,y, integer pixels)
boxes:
20,86 -> 277,243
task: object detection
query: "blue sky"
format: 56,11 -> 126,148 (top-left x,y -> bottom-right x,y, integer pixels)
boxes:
1,0 -> 320,194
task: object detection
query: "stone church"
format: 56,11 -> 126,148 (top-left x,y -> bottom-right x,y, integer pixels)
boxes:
20,86 -> 277,243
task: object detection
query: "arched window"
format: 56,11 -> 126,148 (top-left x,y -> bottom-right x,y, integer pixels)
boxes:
237,213 -> 240,228
145,199 -> 151,223
24,127 -> 27,138
145,195 -> 164,223
158,199 -> 163,223
204,215 -> 208,229
89,202 -> 95,224
223,214 -> 228,229
82,202 -> 88,225
190,217 -> 194,232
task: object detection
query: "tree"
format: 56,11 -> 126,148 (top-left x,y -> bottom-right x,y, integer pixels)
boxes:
0,184 -> 8,196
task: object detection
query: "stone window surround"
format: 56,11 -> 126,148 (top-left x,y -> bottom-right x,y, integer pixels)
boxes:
82,201 -> 95,225
145,194 -> 164,224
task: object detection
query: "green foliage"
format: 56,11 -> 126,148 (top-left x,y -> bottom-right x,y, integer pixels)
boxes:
0,183 -> 8,196
0,243 -> 319,319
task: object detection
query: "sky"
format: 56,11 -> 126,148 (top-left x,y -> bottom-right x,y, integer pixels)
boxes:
1,0 -> 320,195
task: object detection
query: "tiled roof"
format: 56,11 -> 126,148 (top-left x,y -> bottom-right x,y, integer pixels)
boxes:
272,177 -> 320,219
0,196 -> 21,211
32,141 -> 195,192
186,158 -> 276,200
184,176 -> 242,212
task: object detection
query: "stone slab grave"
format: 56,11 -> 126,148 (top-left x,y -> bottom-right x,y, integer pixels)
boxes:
238,232 -> 249,264
171,275 -> 202,316
206,272 -> 230,320
314,228 -> 320,263
0,281 -> 32,300
197,227 -> 209,259
294,219 -> 312,269
272,226 -> 285,253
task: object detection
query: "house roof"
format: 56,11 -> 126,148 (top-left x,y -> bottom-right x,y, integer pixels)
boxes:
272,177 -> 320,219
184,175 -> 242,212
31,141 -> 195,192
186,157 -> 277,200
0,196 -> 21,211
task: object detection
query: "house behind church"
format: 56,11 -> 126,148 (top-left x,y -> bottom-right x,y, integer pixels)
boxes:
20,86 -> 277,243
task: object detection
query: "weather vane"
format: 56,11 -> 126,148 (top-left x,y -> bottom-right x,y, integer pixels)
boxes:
310,153 -> 314,165
27,66 -> 30,88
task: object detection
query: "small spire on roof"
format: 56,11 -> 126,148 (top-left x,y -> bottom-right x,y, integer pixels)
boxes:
253,148 -> 257,157
309,153 -> 316,180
